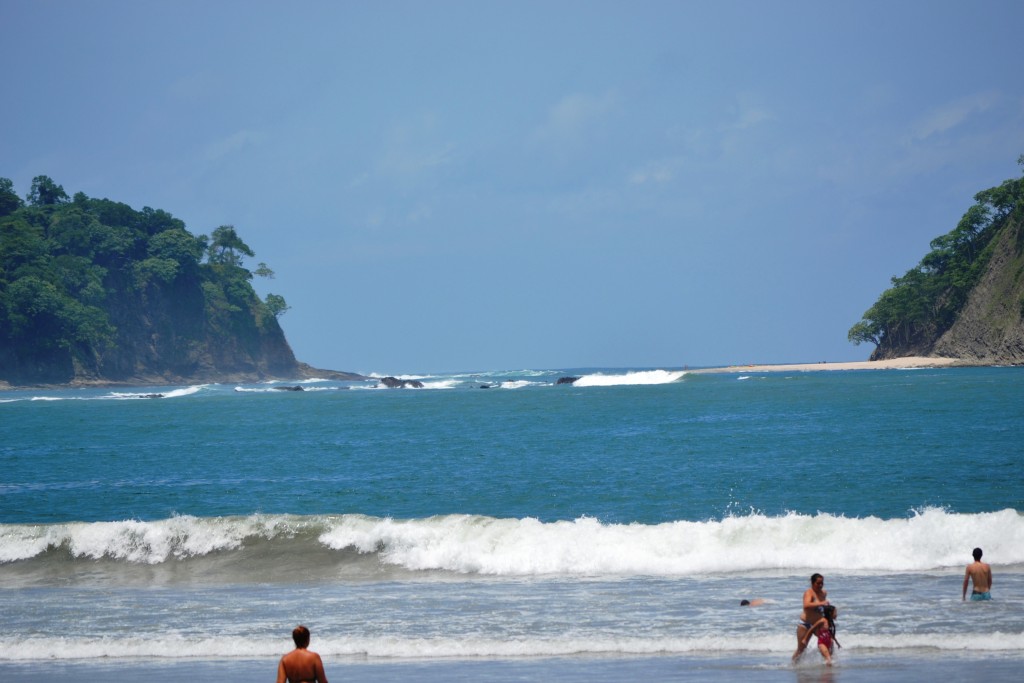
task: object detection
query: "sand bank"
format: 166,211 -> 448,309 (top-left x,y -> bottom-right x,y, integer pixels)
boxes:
690,356 -> 965,374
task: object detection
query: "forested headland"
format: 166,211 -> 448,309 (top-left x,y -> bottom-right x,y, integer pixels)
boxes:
0,176 -> 358,386
849,157 -> 1024,363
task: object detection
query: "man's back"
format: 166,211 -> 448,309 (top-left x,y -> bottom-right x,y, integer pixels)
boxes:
278,648 -> 328,683
967,560 -> 992,592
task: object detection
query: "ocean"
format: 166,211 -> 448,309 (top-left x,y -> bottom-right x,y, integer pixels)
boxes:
1,366 -> 1022,682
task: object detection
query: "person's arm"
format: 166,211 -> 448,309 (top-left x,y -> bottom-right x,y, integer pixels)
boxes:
801,617 -> 827,646
314,653 -> 329,683
962,568 -> 970,601
276,657 -> 288,683
986,565 -> 993,590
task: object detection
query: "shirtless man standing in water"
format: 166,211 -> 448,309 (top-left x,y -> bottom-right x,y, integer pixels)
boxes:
277,625 -> 329,683
962,547 -> 993,601
792,573 -> 830,663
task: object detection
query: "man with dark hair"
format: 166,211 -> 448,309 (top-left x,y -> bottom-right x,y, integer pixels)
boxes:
277,625 -> 329,683
962,548 -> 993,601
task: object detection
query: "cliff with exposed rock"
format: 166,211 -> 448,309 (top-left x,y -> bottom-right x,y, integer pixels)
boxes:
849,161 -> 1024,365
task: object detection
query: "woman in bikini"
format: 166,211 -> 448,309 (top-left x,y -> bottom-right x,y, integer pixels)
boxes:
791,573 -> 830,663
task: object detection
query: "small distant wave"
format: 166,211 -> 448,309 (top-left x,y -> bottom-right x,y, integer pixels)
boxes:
419,380 -> 459,389
500,380 -> 545,389
3,508 -> 1020,574
108,386 -> 205,400
573,369 -> 687,387
233,386 -> 342,393
12,385 -> 207,402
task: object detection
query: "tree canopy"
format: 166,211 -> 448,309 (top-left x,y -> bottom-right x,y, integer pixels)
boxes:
849,158 -> 1024,355
1,176 -> 291,380
207,225 -> 255,267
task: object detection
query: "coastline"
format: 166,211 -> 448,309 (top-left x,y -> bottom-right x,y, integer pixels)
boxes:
689,356 -> 969,374
0,363 -> 366,391
0,356 -> 998,390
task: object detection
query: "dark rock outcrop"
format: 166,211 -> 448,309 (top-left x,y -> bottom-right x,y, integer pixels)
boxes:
556,376 -> 579,384
378,376 -> 424,389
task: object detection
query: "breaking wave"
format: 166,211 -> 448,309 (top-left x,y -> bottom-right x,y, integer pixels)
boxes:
3,508 -> 1020,574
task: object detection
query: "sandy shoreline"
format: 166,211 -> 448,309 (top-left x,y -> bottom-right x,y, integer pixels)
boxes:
3,652 -> 1022,683
690,356 -> 968,374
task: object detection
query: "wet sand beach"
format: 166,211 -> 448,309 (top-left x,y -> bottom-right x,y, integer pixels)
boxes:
2,652 -> 1021,683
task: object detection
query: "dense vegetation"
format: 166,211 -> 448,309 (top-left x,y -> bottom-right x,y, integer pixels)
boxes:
0,175 -> 293,383
848,158 -> 1024,358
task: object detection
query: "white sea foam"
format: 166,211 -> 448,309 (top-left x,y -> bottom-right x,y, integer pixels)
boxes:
500,380 -> 544,389
420,379 -> 459,389
3,509 -> 1021,573
161,385 -> 206,398
2,631 -> 1023,661
0,514 -> 309,564
320,508 -> 1024,575
573,369 -> 687,387
103,386 -> 206,400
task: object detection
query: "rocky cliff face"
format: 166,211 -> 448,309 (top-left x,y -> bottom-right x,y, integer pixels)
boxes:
1,272 -> 304,387
84,269 -> 302,385
87,285 -> 303,385
931,216 -> 1024,363
858,168 -> 1024,365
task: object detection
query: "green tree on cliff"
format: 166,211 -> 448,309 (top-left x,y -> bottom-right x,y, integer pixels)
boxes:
849,158 -> 1024,356
207,225 -> 255,267
1,176 -> 294,383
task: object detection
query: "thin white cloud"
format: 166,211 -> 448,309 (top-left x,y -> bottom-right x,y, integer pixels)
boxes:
373,115 -> 457,180
729,106 -> 772,130
203,129 -> 265,162
629,157 -> 683,185
377,143 -> 455,176
531,90 -> 618,146
910,91 -> 1000,141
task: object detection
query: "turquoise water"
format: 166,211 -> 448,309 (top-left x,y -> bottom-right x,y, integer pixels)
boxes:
3,367 -> 1020,523
1,366 -> 1022,678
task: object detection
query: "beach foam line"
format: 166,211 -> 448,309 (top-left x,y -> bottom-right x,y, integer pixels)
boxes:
3,631 -> 1023,661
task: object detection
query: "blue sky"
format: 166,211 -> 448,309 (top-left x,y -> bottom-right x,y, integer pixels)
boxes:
3,1 -> 1023,374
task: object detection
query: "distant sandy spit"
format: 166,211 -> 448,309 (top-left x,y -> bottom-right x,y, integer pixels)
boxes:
689,356 -> 967,374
